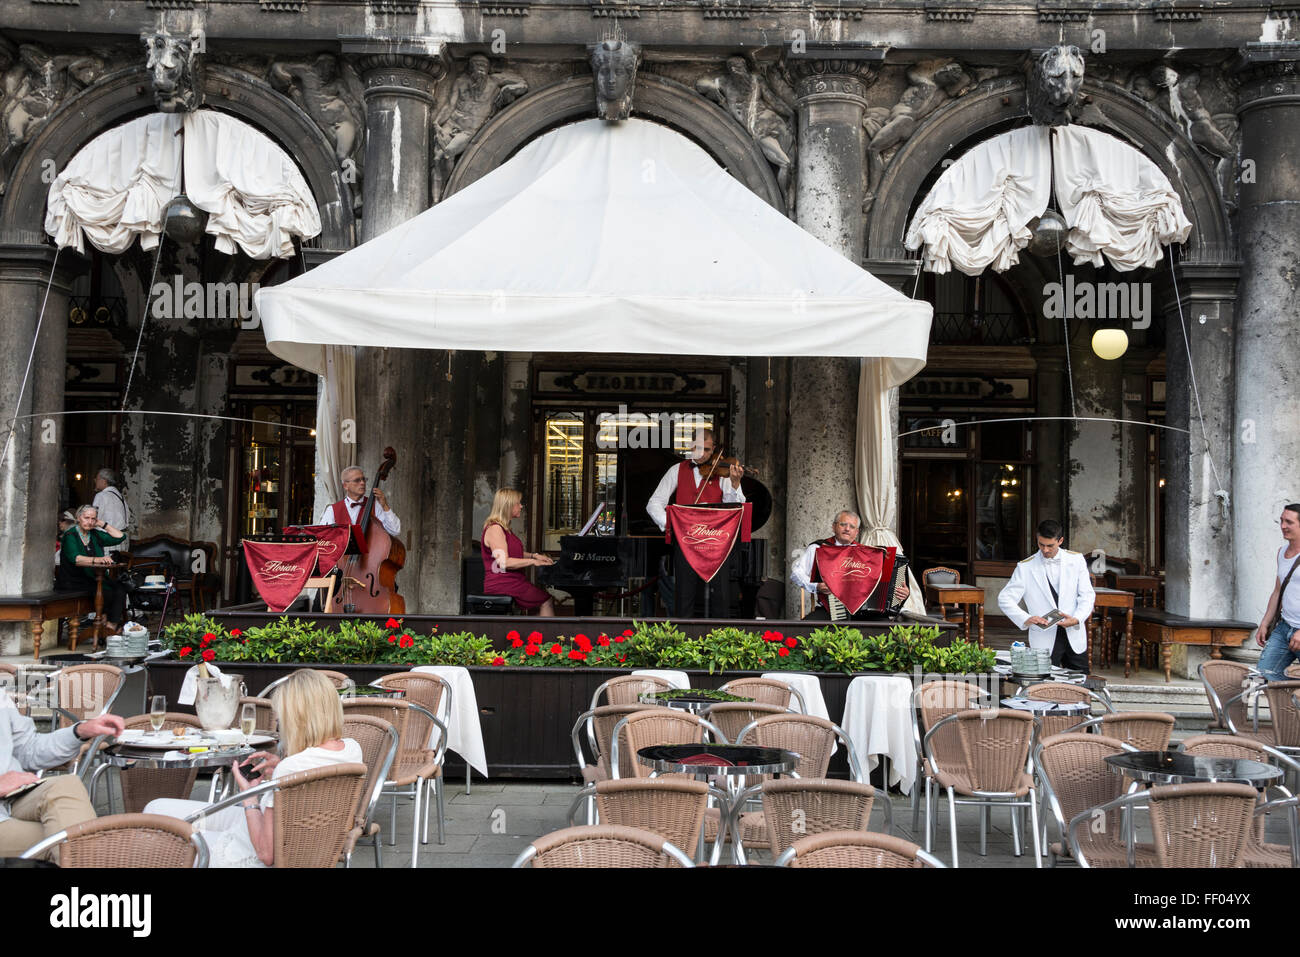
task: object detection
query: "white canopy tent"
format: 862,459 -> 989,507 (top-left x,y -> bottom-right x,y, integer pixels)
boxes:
256,117 -> 933,613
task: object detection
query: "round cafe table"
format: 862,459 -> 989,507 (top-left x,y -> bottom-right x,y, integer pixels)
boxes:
89,732 -> 279,808
1103,750 -> 1282,788
637,691 -> 752,715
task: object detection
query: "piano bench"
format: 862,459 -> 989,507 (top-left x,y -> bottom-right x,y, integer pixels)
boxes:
467,594 -> 516,615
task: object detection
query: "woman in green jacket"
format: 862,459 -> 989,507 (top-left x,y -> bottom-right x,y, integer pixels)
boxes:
56,504 -> 127,634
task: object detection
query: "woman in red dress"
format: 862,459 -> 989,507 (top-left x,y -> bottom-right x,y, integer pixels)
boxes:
482,488 -> 556,616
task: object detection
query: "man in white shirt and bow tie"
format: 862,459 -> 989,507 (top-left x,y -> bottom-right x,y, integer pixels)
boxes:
318,465 -> 401,535
998,519 -> 1095,672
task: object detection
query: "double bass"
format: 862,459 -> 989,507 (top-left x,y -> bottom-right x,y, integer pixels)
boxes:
339,447 -> 407,615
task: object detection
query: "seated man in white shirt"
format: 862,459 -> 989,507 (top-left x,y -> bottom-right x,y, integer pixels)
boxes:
792,509 -> 909,619
318,465 -> 401,536
646,427 -> 745,619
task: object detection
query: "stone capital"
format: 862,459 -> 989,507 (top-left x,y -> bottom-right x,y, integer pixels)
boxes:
344,42 -> 447,103
0,242 -> 84,293
787,59 -> 877,105
1233,42 -> 1300,112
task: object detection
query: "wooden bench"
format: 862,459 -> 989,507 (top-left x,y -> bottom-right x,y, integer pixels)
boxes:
0,590 -> 97,660
1131,608 -> 1255,682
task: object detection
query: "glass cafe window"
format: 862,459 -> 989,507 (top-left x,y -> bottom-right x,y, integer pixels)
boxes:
974,420 -> 1030,562
542,412 -> 584,551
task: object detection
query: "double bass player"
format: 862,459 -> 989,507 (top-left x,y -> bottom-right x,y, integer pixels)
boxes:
319,466 -> 401,535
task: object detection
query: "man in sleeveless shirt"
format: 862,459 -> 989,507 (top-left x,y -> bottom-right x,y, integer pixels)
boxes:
318,465 -> 401,536
647,428 -> 745,618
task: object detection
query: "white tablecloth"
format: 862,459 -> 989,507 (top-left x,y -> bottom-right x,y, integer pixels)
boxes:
631,669 -> 689,690
760,673 -> 828,719
411,666 -> 488,777
841,675 -> 917,794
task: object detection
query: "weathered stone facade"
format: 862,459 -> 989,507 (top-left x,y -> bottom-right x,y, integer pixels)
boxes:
0,2 -> 1294,672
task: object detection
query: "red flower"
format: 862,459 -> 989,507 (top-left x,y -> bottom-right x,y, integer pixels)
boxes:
507,630 -> 520,643
241,639 -> 249,644
777,647 -> 789,658
528,631 -> 543,644
614,635 -> 626,644
784,637 -> 798,648
622,628 -> 634,637
510,638 -> 524,648
399,634 -> 414,649
385,617 -> 401,630
597,635 -> 611,647
200,635 -> 212,648
387,635 -> 398,644
179,646 -> 192,657
230,628 -> 243,638
568,650 -> 587,661
575,635 -> 593,653
550,643 -> 562,655
201,648 -> 216,662
491,656 -> 505,667
616,654 -> 627,663
525,644 -> 539,656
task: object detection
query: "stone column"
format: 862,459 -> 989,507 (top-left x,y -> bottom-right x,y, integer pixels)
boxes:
1066,335 -> 1132,558
348,47 -> 453,612
0,244 -> 76,654
784,60 -> 874,615
1232,43 -> 1300,628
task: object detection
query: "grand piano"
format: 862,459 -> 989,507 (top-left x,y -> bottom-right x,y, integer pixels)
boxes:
537,448 -> 771,618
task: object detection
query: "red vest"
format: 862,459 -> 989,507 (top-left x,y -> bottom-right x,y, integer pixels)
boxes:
674,460 -> 724,505
329,499 -> 368,554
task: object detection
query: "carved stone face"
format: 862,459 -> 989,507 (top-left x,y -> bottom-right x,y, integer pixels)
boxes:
1039,45 -> 1085,107
469,55 -> 490,78
726,56 -> 748,78
591,40 -> 640,122
143,30 -> 200,113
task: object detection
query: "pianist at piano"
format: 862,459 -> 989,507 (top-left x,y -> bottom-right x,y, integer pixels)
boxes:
792,510 -> 910,621
482,488 -> 557,616
645,427 -> 746,619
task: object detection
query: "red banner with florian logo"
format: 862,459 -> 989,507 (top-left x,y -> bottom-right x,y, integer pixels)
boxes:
284,525 -> 351,576
665,504 -> 746,583
814,543 -> 892,614
242,540 -> 318,612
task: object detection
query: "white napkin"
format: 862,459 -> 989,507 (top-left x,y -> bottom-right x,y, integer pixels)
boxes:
118,729 -> 145,742
177,664 -> 230,706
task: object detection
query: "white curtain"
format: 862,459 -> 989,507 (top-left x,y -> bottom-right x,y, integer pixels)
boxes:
855,357 -> 926,616
45,113 -> 183,255
1052,125 -> 1192,271
905,124 -> 1192,274
45,109 -> 321,259
903,125 -> 1052,277
314,344 -> 357,515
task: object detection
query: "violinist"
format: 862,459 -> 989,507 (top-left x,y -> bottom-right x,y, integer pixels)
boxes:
646,427 -> 745,619
318,466 -> 401,535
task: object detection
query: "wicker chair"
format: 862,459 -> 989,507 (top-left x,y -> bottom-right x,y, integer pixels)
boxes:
185,763 -> 368,867
719,677 -> 807,713
1263,681 -> 1300,753
261,669 -> 352,696
910,679 -> 991,833
924,708 -> 1041,868
87,712 -> 204,814
513,824 -> 695,868
340,714 -> 399,868
1023,682 -> 1113,739
740,778 -> 884,858
1071,782 -> 1258,868
341,698 -> 448,867
922,566 -> 963,623
1250,795 -> 1300,868
607,710 -> 724,780
571,704 -> 650,785
373,671 -> 460,790
46,664 -> 125,777
1199,660 -> 1269,741
565,778 -> 723,862
1180,733 -> 1300,868
774,830 -> 944,868
1036,732 -> 1153,868
1062,712 -> 1175,752
589,674 -> 675,709
700,701 -> 787,744
21,812 -> 208,867
238,696 -> 277,734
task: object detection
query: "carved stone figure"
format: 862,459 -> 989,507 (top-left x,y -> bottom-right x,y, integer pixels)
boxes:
696,56 -> 796,214
590,39 -> 640,122
269,55 -> 366,211
863,59 -> 973,215
0,41 -> 103,194
1132,65 -> 1239,207
142,27 -> 203,113
1028,45 -> 1085,126
431,54 -> 528,202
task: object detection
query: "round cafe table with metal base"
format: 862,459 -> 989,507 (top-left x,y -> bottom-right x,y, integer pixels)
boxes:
89,734 -> 278,811
1104,751 -> 1282,789
637,691 -> 753,715
1000,696 -> 1091,719
637,743 -> 799,865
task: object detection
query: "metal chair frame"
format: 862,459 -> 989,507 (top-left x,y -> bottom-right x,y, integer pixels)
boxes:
21,814 -> 210,867
1033,734 -> 1138,867
512,825 -> 696,868
564,779 -> 733,865
607,712 -> 727,779
340,717 -> 399,868
773,830 -> 945,868
371,672 -> 467,793
910,681 -> 992,833
1199,661 -> 1267,736
718,677 -> 808,714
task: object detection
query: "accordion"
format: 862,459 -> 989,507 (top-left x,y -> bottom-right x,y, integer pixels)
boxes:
826,551 -> 910,622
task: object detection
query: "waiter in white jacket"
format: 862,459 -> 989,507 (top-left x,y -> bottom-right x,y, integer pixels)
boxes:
998,519 -> 1095,672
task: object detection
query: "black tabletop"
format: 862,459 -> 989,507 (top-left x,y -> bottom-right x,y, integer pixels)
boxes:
1104,750 -> 1282,787
637,743 -> 798,776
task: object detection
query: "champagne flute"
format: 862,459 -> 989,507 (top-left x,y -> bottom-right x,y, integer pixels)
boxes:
240,703 -> 257,748
149,695 -> 166,734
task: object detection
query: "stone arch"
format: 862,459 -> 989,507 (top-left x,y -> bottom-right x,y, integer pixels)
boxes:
444,73 -> 783,208
3,64 -> 355,249
867,75 -> 1231,260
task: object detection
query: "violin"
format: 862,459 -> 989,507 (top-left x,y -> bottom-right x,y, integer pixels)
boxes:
697,450 -> 761,478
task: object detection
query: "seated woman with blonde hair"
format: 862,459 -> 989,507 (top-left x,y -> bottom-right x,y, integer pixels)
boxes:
482,488 -> 556,616
146,669 -> 362,867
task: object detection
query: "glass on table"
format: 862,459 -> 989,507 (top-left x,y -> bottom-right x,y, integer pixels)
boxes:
240,703 -> 257,745
149,695 -> 166,733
